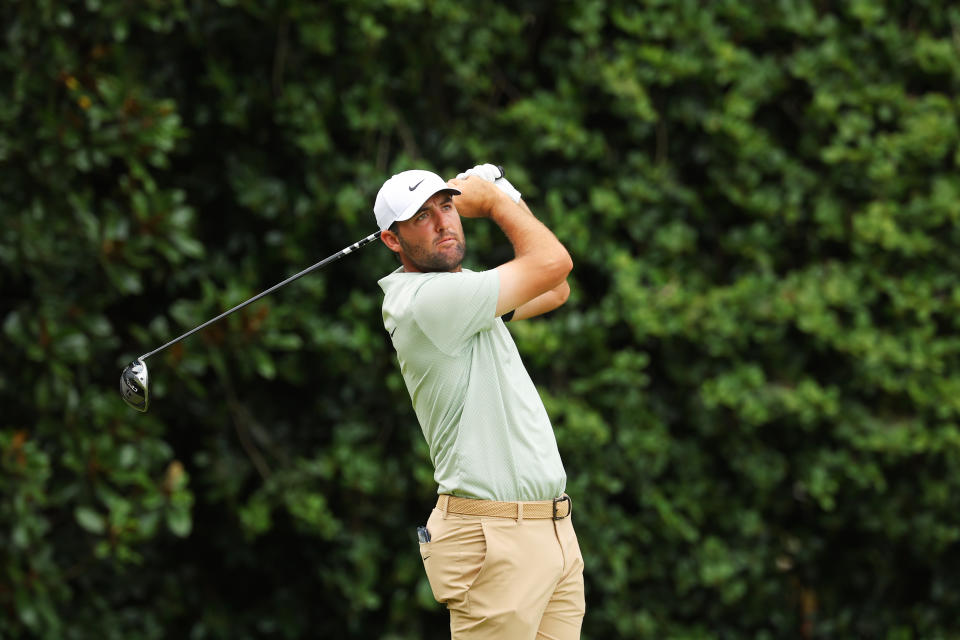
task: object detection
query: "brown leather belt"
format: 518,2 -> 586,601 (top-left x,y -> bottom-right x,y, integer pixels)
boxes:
437,494 -> 572,520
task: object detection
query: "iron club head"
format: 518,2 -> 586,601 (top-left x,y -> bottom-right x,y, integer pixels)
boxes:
120,359 -> 149,412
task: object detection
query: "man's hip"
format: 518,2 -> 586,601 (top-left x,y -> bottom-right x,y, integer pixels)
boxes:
417,495 -> 585,639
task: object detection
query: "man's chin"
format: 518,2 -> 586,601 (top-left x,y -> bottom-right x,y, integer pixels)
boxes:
419,259 -> 463,273
412,248 -> 465,273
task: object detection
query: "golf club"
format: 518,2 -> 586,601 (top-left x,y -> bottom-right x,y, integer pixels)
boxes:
120,231 -> 382,412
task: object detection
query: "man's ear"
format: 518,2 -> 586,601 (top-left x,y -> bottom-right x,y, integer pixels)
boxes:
380,229 -> 402,254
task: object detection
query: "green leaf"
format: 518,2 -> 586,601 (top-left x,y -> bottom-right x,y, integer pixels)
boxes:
74,506 -> 106,535
166,508 -> 192,538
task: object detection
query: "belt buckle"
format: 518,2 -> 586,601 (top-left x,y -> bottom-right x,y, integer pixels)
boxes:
552,495 -> 571,520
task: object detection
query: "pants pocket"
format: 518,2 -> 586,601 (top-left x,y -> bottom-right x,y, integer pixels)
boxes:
420,510 -> 487,611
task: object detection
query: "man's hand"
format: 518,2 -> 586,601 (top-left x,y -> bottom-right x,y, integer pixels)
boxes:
448,176 -> 511,219
456,163 -> 522,203
456,163 -> 502,182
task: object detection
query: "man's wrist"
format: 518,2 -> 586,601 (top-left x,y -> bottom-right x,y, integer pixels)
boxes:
494,176 -> 522,203
487,193 -> 529,224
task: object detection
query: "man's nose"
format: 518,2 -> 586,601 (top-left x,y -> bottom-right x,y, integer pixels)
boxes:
434,210 -> 452,231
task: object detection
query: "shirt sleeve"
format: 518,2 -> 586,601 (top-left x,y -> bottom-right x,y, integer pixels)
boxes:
411,270 -> 499,355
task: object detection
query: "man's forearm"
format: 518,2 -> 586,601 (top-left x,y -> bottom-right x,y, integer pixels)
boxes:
489,194 -> 572,317
510,280 -> 570,321
448,175 -> 572,317
489,196 -> 570,276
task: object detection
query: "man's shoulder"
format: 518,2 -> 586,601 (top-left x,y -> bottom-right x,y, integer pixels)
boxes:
413,269 -> 497,303
379,268 -> 491,295
381,268 -> 501,353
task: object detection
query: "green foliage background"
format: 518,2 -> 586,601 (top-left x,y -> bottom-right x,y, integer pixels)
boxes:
3,0 -> 960,637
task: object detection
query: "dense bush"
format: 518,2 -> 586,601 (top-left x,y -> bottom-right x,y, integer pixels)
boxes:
3,1 -> 960,638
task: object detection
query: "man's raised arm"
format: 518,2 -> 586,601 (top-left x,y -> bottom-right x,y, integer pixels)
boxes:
448,177 -> 572,318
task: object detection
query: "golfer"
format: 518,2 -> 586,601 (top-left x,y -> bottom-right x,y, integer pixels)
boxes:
374,165 -> 585,639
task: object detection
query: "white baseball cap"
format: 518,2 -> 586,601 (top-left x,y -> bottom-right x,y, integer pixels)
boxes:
373,170 -> 461,231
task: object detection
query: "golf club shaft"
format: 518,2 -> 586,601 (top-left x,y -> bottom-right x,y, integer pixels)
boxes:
138,231 -> 382,361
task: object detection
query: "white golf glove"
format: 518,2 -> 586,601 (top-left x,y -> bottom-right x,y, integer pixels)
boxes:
456,163 -> 522,203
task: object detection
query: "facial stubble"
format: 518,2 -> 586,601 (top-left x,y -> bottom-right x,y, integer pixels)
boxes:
395,230 -> 466,273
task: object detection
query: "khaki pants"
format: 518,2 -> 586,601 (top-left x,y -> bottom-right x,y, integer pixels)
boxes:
419,502 -> 585,639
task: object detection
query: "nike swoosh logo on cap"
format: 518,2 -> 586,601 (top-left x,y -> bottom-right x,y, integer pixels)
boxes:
408,179 -> 425,191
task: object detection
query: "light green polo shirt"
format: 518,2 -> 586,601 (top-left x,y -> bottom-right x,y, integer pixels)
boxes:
378,267 -> 566,502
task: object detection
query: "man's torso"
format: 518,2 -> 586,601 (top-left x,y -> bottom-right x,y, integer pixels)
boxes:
379,268 -> 566,501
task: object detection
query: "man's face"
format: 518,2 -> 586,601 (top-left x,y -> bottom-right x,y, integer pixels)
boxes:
388,192 -> 466,272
